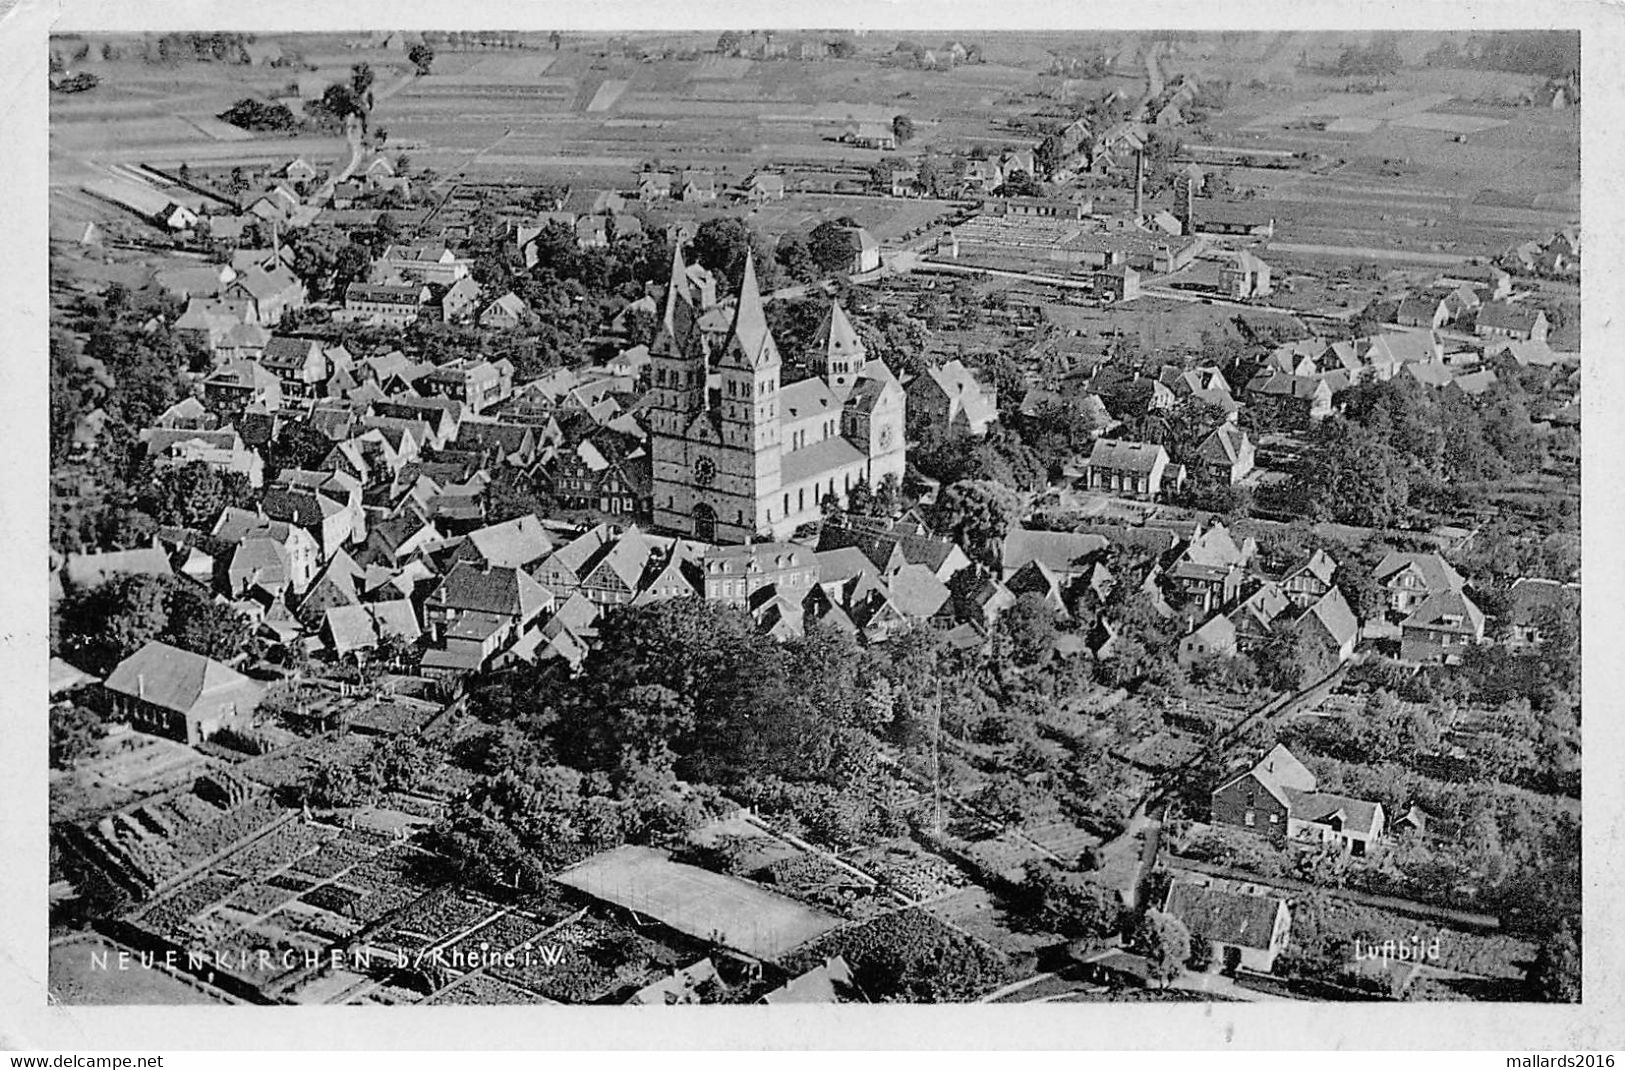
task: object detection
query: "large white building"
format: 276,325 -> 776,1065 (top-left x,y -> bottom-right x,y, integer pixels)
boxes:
649,248 -> 906,543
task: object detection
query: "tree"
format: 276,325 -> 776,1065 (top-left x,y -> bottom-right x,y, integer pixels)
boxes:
1298,418 -> 1412,528
933,479 -> 1020,568
431,807 -> 550,893
891,114 -> 916,145
1333,561 -> 1387,622
408,42 -> 436,75
1528,916 -> 1580,1002
1186,931 -> 1214,972
218,98 -> 299,133
142,461 -> 231,529
688,217 -> 777,293
59,574 -> 170,675
51,704 -> 104,769
163,583 -> 250,663
807,220 -> 857,276
296,759 -> 370,810
994,170 -> 1042,198
1130,909 -> 1191,988
1018,859 -> 1123,940
1254,623 -> 1321,693
1000,593 -> 1059,667
716,31 -> 743,55
773,233 -> 818,284
372,736 -> 437,793
350,62 -> 376,104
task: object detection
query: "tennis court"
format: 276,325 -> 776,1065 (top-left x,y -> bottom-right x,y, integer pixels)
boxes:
554,845 -> 842,962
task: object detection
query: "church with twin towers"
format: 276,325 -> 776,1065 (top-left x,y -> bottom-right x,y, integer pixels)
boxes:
648,247 -> 907,545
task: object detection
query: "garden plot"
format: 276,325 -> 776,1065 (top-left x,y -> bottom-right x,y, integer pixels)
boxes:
846,838 -> 970,903
486,914 -> 683,1004
428,973 -> 555,1004
690,56 -> 754,80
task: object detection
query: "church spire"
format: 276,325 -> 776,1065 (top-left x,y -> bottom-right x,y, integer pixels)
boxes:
662,242 -> 690,329
654,243 -> 698,359
812,300 -> 866,396
721,250 -> 779,370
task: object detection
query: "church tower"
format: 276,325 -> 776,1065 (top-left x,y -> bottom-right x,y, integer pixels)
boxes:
648,245 -> 706,437
712,252 -> 783,539
811,300 -> 866,399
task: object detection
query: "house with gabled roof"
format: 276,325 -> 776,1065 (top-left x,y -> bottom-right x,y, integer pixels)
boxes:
1396,293 -> 1453,330
262,469 -> 366,558
1219,251 -> 1271,300
1280,548 -> 1337,610
100,641 -> 263,746
744,172 -> 787,202
887,562 -> 956,623
679,170 -> 718,202
700,542 -> 818,609
1245,371 -> 1334,426
323,600 -> 421,660
1163,881 -> 1292,974
1004,559 -> 1069,620
999,527 -> 1108,587
1194,424 -> 1254,485
204,359 -> 282,413
906,359 -> 998,439
637,171 -> 674,200
1474,301 -> 1549,343
227,264 -> 306,325
1399,589 -> 1485,665
1211,742 -> 1385,855
1226,580 -> 1291,651
479,291 -> 530,329
1178,612 -> 1238,667
1291,587 -> 1360,665
295,548 -> 365,628
424,561 -> 553,642
1166,523 -> 1254,614
1373,551 -> 1465,616
454,514 -> 554,571
1503,577 -> 1578,651
258,336 -> 329,399
1081,438 -> 1180,500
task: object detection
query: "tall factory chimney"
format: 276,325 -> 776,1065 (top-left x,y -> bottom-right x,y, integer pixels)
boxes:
1133,147 -> 1145,218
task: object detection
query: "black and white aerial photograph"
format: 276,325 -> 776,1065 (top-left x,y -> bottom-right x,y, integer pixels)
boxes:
16,8 -> 1611,1050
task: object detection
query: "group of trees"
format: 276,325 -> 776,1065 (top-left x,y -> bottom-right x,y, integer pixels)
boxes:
50,290 -> 209,555
56,573 -> 250,676
218,98 -> 300,133
1293,376 -> 1545,528
1326,35 -> 1404,77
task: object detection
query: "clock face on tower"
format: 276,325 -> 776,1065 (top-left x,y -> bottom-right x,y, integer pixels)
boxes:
878,424 -> 895,450
694,455 -> 717,486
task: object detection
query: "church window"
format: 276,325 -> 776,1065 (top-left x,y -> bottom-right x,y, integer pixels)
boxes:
783,493 -> 790,514
798,488 -> 805,511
